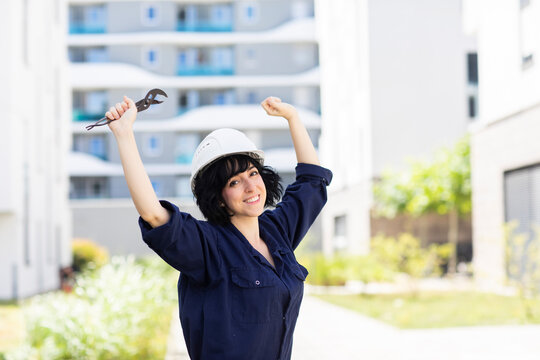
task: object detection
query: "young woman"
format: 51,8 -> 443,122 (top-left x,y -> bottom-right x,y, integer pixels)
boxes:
105,96 -> 332,360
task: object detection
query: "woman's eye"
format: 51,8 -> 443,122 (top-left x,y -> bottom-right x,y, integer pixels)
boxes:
229,180 -> 238,187
250,170 -> 259,176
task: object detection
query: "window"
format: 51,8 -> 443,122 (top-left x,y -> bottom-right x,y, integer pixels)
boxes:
504,164 -> 540,281
212,47 -> 234,70
247,92 -> 257,104
142,47 -> 160,68
89,136 -> 106,159
241,2 -> 259,24
151,180 -> 162,196
92,181 -> 103,196
86,91 -> 107,115
141,3 -> 161,26
468,95 -> 477,118
467,53 -> 478,84
86,47 -> 108,63
211,5 -> 233,28
333,215 -> 347,250
179,93 -> 188,107
244,48 -> 257,69
214,93 -> 226,105
72,135 -> 84,152
176,176 -> 192,198
519,0 -> 536,68
175,133 -> 199,164
144,134 -> 163,157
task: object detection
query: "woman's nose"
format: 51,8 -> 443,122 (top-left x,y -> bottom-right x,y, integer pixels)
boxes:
244,178 -> 256,192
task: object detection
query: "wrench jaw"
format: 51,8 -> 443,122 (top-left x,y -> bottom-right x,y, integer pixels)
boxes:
148,88 -> 168,99
86,88 -> 168,131
136,88 -> 168,112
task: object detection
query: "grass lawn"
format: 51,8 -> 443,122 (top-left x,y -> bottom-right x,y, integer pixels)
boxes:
0,302 -> 25,353
314,292 -> 540,329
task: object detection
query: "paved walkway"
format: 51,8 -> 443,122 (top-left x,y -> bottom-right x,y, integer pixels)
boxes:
166,295 -> 540,360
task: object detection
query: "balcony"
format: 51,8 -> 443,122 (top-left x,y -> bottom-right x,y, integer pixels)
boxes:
177,20 -> 233,32
69,23 -> 106,34
72,109 -> 104,122
176,3 -> 233,32
177,65 -> 234,76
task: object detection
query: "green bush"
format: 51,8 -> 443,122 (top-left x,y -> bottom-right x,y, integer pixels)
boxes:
72,238 -> 109,272
299,253 -> 393,286
371,233 -> 451,278
6,256 -> 177,360
300,233 -> 451,287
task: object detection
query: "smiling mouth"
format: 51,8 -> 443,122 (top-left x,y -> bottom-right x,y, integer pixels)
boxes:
245,195 -> 260,204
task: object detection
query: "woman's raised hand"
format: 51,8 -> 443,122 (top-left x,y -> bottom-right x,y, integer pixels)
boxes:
261,97 -> 299,121
105,96 -> 138,135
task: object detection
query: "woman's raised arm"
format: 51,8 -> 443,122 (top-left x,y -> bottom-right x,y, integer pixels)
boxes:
106,96 -> 170,228
261,96 -> 320,166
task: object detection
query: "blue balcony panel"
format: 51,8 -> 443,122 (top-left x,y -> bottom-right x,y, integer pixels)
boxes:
176,21 -> 233,32
73,110 -> 105,122
69,23 -> 107,34
177,66 -> 234,76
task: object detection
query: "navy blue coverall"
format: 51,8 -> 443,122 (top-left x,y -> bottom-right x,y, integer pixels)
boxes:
139,163 -> 332,360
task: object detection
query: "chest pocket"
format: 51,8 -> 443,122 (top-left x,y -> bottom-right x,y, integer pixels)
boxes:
230,269 -> 281,323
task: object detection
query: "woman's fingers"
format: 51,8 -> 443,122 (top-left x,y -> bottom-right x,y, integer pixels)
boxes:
124,96 -> 136,109
105,97 -> 133,121
109,106 -> 119,119
115,102 -> 125,116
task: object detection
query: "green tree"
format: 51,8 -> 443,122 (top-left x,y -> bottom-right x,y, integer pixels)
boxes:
373,136 -> 471,274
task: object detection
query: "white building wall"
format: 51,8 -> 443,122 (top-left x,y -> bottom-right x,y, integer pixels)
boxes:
317,0 -> 473,255
0,0 -> 71,300
466,0 -> 540,287
316,0 -> 372,254
369,0 -> 470,174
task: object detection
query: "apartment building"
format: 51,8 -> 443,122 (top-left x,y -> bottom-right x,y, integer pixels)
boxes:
0,0 -> 72,300
465,0 -> 540,288
67,0 -> 322,254
316,0 -> 477,255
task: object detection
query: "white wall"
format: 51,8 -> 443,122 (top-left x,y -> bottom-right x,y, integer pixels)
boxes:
316,0 -> 373,254
369,0 -> 470,175
466,0 -> 540,287
317,0 -> 473,255
0,0 -> 71,300
473,0 -> 540,124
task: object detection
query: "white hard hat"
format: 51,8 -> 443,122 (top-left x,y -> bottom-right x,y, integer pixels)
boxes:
190,128 -> 265,192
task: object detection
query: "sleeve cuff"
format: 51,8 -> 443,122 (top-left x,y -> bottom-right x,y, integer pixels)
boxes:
139,200 -> 178,248
295,163 -> 333,186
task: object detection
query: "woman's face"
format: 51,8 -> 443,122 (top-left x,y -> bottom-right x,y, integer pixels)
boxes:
221,164 -> 267,220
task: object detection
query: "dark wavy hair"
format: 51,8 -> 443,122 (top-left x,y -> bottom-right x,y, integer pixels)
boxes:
193,154 -> 283,225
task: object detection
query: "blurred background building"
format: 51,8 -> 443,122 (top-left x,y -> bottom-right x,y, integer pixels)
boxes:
316,0 -> 477,256
0,0 -> 72,300
465,0 -> 540,288
66,0 -> 322,254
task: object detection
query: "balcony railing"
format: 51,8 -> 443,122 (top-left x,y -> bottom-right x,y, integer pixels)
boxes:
176,21 -> 233,32
73,109 -> 105,122
177,66 -> 234,76
69,23 -> 107,34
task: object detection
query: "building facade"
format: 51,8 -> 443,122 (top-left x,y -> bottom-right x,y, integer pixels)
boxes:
67,0 -> 322,254
0,0 -> 72,300
465,0 -> 540,288
316,0 -> 477,255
